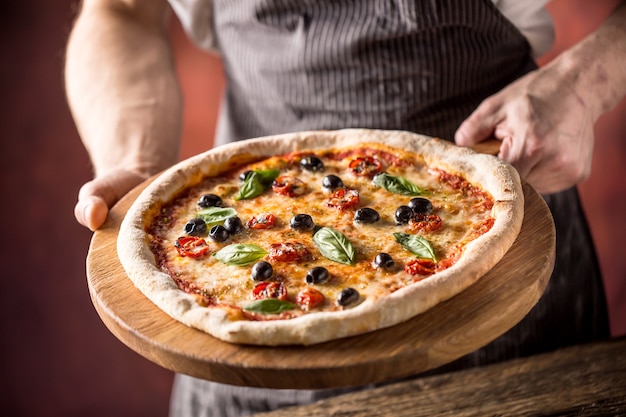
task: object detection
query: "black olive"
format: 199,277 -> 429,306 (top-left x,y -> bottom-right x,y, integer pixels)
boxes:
394,205 -> 414,225
223,216 -> 243,234
306,266 -> 329,284
409,197 -> 433,214
239,170 -> 253,182
208,224 -> 230,242
373,252 -> 394,269
322,174 -> 344,190
337,287 -> 359,307
198,193 -> 222,208
251,261 -> 273,281
354,207 -> 380,224
300,156 -> 324,172
183,218 -> 207,236
290,214 -> 315,231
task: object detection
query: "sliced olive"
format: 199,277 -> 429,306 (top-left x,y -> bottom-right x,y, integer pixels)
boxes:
290,214 -> 315,231
183,218 -> 207,236
373,253 -> 394,269
337,287 -> 359,307
300,156 -> 324,172
208,224 -> 230,242
322,174 -> 344,190
408,197 -> 433,215
306,266 -> 329,284
251,261 -> 273,281
354,207 -> 380,224
394,205 -> 413,225
223,216 -> 243,234
198,193 -> 222,208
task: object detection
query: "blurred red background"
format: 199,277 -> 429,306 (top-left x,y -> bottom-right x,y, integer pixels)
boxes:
1,1 -> 623,416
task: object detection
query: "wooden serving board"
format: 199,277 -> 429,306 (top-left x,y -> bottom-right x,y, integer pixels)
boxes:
86,181 -> 555,390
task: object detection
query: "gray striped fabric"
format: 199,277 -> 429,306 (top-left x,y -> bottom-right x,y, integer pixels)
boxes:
213,0 -> 534,146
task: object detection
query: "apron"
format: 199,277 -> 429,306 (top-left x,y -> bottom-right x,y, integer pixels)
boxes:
171,1 -> 609,415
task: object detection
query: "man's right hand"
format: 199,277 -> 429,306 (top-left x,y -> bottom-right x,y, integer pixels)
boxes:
74,170 -> 149,231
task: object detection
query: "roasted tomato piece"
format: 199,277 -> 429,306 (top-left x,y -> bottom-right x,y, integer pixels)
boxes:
409,214 -> 443,233
405,258 -> 437,276
252,282 -> 288,300
174,236 -> 209,258
296,287 -> 325,310
326,188 -> 360,210
348,156 -> 383,177
247,213 -> 277,229
269,242 -> 311,262
272,175 -> 306,197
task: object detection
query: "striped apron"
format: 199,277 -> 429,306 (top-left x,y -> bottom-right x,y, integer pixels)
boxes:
171,1 -> 610,415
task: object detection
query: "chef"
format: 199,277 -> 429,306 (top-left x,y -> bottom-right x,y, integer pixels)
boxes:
65,0 -> 626,415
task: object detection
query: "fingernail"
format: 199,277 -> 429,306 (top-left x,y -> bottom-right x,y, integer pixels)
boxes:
77,201 -> 96,231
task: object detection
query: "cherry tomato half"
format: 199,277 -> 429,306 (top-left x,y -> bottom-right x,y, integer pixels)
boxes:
409,214 -> 443,233
272,175 -> 306,197
174,236 -> 210,258
326,188 -> 360,210
404,258 -> 437,276
348,156 -> 383,177
296,287 -> 325,310
247,213 -> 277,229
252,282 -> 288,300
269,242 -> 311,262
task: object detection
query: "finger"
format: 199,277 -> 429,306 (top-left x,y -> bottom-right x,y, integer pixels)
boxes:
454,98 -> 504,146
498,129 -> 547,187
75,170 -> 147,231
74,195 -> 109,231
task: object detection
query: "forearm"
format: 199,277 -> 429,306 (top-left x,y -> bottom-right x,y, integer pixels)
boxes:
65,0 -> 182,178
547,1 -> 626,121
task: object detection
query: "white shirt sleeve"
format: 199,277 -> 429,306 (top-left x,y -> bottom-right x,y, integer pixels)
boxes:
168,0 -> 218,53
492,0 -> 555,57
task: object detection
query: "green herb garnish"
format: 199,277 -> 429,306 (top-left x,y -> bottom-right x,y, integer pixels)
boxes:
393,233 -> 436,261
243,299 -> 297,314
313,227 -> 356,265
373,173 -> 424,196
235,169 -> 280,200
196,207 -> 237,225
213,244 -> 268,266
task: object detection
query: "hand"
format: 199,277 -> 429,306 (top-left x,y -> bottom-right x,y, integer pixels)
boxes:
454,66 -> 596,195
75,169 -> 149,231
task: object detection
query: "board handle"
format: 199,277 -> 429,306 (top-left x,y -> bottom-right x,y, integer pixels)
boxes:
469,139 -> 501,156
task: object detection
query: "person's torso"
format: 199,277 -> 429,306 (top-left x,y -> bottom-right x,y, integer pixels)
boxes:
210,0 -> 536,144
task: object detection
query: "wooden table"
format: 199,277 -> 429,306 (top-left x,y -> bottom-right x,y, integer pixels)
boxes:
87,179 -> 555,389
252,337 -> 626,416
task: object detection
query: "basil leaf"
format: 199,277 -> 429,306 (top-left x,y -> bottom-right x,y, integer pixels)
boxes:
243,299 -> 296,314
393,233 -> 437,261
373,173 -> 423,196
213,244 -> 268,266
313,227 -> 356,265
255,169 -> 281,184
196,207 -> 237,225
235,169 -> 280,200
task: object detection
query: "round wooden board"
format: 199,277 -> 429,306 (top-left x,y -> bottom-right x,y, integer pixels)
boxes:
87,181 -> 554,390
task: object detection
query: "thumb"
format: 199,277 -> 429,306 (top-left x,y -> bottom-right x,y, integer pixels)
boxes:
454,99 -> 503,147
74,169 -> 147,231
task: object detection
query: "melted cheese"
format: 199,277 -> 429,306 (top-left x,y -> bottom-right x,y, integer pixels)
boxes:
150,148 -> 493,316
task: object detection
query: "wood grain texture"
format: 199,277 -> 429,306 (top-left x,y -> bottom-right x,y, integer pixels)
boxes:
252,337 -> 626,416
468,138 -> 501,156
86,181 -> 555,389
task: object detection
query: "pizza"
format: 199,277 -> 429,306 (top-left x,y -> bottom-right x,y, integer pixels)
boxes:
117,129 -> 523,346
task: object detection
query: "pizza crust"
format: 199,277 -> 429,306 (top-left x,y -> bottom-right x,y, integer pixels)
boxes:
117,129 -> 523,346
